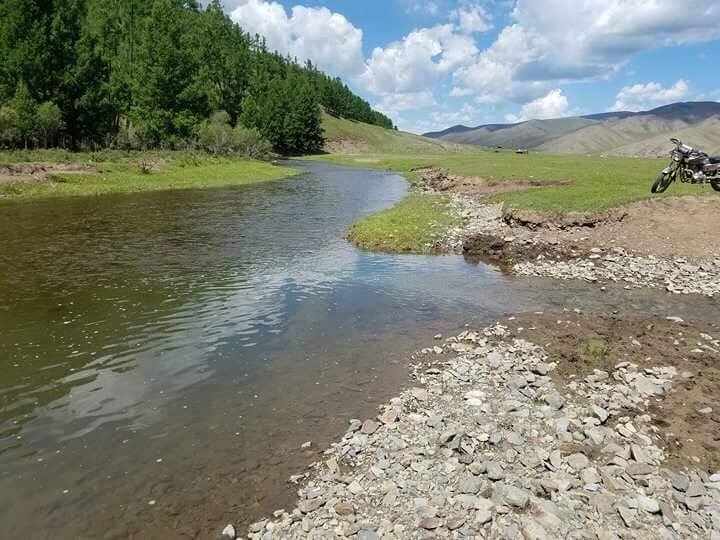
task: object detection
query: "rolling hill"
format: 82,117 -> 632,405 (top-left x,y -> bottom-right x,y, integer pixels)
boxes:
424,102 -> 720,157
322,111 -> 467,154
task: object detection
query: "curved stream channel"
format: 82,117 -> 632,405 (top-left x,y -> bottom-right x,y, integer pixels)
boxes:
1,161 -> 718,539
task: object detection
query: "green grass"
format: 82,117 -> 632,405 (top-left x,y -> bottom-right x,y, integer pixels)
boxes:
0,150 -> 297,201
583,339 -> 610,361
321,112 -> 471,155
347,193 -> 460,253
315,150 -> 713,212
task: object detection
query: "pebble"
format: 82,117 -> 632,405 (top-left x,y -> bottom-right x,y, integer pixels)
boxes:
361,419 -> 379,435
245,323 -> 719,540
220,524 -> 236,539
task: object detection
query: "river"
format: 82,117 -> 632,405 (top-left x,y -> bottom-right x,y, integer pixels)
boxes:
1,161 -> 717,539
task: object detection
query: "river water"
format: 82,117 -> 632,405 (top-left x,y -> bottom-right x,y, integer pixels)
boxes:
1,161 -> 717,539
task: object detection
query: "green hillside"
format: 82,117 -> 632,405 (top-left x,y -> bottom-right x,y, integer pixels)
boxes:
321,112 -> 466,155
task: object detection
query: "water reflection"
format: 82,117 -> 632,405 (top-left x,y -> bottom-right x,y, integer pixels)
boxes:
0,161 -> 717,539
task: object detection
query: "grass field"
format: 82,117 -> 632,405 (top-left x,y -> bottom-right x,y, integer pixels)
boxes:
316,150 -> 707,212
346,193 -> 460,253
0,150 -> 297,201
312,116 -> 718,253
321,112 -> 468,155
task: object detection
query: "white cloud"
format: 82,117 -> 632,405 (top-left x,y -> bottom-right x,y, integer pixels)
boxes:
504,89 -> 570,122
358,24 -> 478,94
395,103 -> 483,134
610,80 -> 691,112
375,91 -> 437,115
407,1 -> 440,16
230,1 -> 365,76
454,0 -> 720,103
450,2 -> 492,34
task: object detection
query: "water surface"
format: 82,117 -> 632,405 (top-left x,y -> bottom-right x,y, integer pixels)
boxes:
1,161 -> 717,539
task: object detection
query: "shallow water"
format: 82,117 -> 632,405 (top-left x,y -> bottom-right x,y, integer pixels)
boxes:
0,161 -> 717,539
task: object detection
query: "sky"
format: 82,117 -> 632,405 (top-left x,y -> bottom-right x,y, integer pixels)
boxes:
218,0 -> 720,133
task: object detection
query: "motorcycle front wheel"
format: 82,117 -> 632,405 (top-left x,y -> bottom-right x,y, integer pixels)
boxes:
711,180 -> 720,192
651,171 -> 674,194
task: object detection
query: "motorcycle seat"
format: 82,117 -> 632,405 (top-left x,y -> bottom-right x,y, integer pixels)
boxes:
709,155 -> 720,164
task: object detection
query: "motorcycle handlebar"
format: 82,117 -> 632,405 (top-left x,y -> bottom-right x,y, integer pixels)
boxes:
670,137 -> 681,146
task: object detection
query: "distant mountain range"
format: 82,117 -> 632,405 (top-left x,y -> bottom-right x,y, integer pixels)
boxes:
423,102 -> 720,157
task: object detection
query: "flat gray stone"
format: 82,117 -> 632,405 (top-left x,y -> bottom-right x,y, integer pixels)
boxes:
361,419 -> 379,435
567,453 -> 590,472
502,485 -> 530,508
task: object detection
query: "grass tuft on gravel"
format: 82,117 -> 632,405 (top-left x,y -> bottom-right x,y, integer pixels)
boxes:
346,193 -> 460,254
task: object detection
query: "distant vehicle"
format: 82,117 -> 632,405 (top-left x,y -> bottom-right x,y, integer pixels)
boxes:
651,138 -> 720,193
515,148 -> 528,154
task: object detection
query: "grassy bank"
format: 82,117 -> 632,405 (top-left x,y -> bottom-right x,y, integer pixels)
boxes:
316,150 -> 707,212
0,150 -> 297,201
347,193 -> 460,253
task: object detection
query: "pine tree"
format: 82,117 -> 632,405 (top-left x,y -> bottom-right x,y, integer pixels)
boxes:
11,82 -> 37,148
132,0 -> 204,146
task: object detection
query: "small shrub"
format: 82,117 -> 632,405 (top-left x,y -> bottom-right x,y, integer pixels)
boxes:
138,160 -> 153,174
583,339 -> 609,361
232,126 -> 274,160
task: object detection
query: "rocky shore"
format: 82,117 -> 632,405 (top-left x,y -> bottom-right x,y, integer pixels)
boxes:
440,189 -> 720,298
235,315 -> 720,539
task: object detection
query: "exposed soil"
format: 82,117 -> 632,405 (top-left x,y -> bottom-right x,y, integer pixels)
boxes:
503,312 -> 720,472
323,138 -> 367,154
418,166 -> 566,197
416,167 -> 720,263
582,196 -> 720,259
485,195 -> 720,262
0,162 -> 94,184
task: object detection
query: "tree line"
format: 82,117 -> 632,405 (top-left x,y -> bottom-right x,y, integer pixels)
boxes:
0,0 -> 395,155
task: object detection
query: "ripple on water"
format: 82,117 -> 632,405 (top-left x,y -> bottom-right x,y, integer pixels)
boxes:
0,161 -> 718,539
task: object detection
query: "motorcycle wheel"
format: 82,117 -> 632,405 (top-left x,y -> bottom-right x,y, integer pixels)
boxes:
651,172 -> 674,194
712,180 -> 720,192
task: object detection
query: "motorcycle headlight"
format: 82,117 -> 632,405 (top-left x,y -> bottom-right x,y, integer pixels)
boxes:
673,156 -> 681,162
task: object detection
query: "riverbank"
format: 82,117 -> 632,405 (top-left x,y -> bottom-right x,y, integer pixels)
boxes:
241,312 -> 720,539
0,150 -> 297,201
330,151 -> 720,295
316,151 -> 719,256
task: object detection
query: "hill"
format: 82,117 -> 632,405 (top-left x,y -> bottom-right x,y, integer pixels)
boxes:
424,102 -> 720,157
322,112 -> 465,154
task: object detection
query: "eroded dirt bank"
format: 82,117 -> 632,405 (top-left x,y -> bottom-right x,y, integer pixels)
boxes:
422,168 -> 720,297
0,162 -> 95,184
239,312 -> 720,539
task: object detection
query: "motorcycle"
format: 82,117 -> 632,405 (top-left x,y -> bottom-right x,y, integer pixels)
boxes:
651,138 -> 720,194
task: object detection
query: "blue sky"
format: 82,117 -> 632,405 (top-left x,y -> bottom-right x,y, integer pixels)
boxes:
221,0 -> 720,133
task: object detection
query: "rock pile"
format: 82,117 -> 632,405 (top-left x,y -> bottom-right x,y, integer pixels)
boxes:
420,168 -> 460,193
514,249 -> 720,298
244,324 -> 720,539
443,195 -> 505,253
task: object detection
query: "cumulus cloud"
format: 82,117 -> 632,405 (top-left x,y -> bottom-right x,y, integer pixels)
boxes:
505,89 -> 570,123
358,24 -> 478,94
229,0 -> 365,76
450,2 -> 492,34
375,91 -> 437,115
610,80 -> 691,112
454,0 -> 720,103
